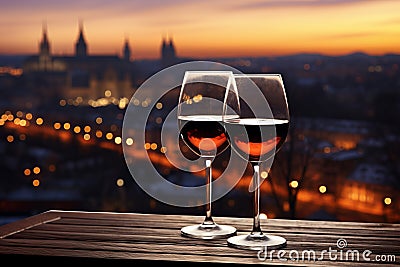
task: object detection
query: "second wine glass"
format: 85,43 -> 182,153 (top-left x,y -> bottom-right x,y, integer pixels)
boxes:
224,74 -> 290,250
178,71 -> 239,239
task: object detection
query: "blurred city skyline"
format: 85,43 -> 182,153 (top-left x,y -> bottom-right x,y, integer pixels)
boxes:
1,0 -> 400,59
0,0 -> 399,225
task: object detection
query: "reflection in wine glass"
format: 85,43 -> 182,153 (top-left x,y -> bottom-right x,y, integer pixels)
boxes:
224,74 -> 290,250
177,71 -> 239,239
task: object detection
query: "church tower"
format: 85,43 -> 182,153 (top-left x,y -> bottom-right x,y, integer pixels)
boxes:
75,21 -> 88,57
168,38 -> 176,59
39,23 -> 50,57
123,38 -> 131,61
37,22 -> 53,71
161,37 -> 167,59
161,35 -> 177,67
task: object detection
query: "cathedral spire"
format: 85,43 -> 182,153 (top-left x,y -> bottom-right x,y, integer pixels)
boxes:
123,37 -> 131,61
161,33 -> 177,67
161,35 -> 167,48
75,20 -> 88,57
42,21 -> 47,38
39,21 -> 50,56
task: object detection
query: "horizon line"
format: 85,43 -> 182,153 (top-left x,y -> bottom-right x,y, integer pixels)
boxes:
0,51 -> 399,61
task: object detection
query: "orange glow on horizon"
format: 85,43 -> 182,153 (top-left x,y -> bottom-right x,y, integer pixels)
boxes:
0,1 -> 399,59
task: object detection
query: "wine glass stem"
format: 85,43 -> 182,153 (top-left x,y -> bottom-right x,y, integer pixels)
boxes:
203,158 -> 215,225
251,163 -> 263,235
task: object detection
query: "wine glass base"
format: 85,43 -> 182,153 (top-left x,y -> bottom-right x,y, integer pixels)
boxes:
181,224 -> 237,239
227,234 -> 286,250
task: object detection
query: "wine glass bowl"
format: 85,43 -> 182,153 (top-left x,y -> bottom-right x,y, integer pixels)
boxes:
223,74 -> 290,250
177,71 -> 239,239
179,115 -> 229,158
224,118 -> 289,163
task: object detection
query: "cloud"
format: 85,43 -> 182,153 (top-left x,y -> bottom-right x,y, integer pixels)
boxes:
0,0 -> 200,14
0,0 -> 209,31
327,31 -> 379,39
380,17 -> 400,25
233,0 -> 391,10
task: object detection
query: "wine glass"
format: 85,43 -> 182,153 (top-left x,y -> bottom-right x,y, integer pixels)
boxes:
223,74 -> 290,250
177,71 -> 239,239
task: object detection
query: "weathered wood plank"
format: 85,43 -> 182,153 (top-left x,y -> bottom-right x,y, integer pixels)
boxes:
34,219 -> 400,239
7,229 -> 399,256
11,225 -> 400,250
0,211 -> 60,239
0,210 -> 398,266
47,210 -> 398,229
0,239 -> 398,266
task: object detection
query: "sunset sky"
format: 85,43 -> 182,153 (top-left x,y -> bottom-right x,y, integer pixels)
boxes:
1,0 -> 399,59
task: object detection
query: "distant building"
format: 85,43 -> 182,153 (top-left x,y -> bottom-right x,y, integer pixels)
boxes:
23,23 -> 136,103
123,38 -> 131,62
160,36 -> 177,68
75,22 -> 88,58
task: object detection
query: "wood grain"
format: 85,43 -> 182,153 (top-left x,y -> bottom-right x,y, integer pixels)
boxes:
0,210 -> 398,266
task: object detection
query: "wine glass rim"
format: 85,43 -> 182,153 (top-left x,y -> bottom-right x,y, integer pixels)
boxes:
185,70 -> 234,74
233,73 -> 282,77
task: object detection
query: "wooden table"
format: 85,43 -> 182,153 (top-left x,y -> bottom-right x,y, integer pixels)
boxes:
0,210 -> 398,266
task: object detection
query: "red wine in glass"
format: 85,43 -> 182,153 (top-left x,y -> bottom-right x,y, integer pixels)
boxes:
179,115 -> 229,157
224,118 -> 289,163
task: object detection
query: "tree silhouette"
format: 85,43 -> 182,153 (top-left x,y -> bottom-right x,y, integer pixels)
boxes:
267,119 -> 315,219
